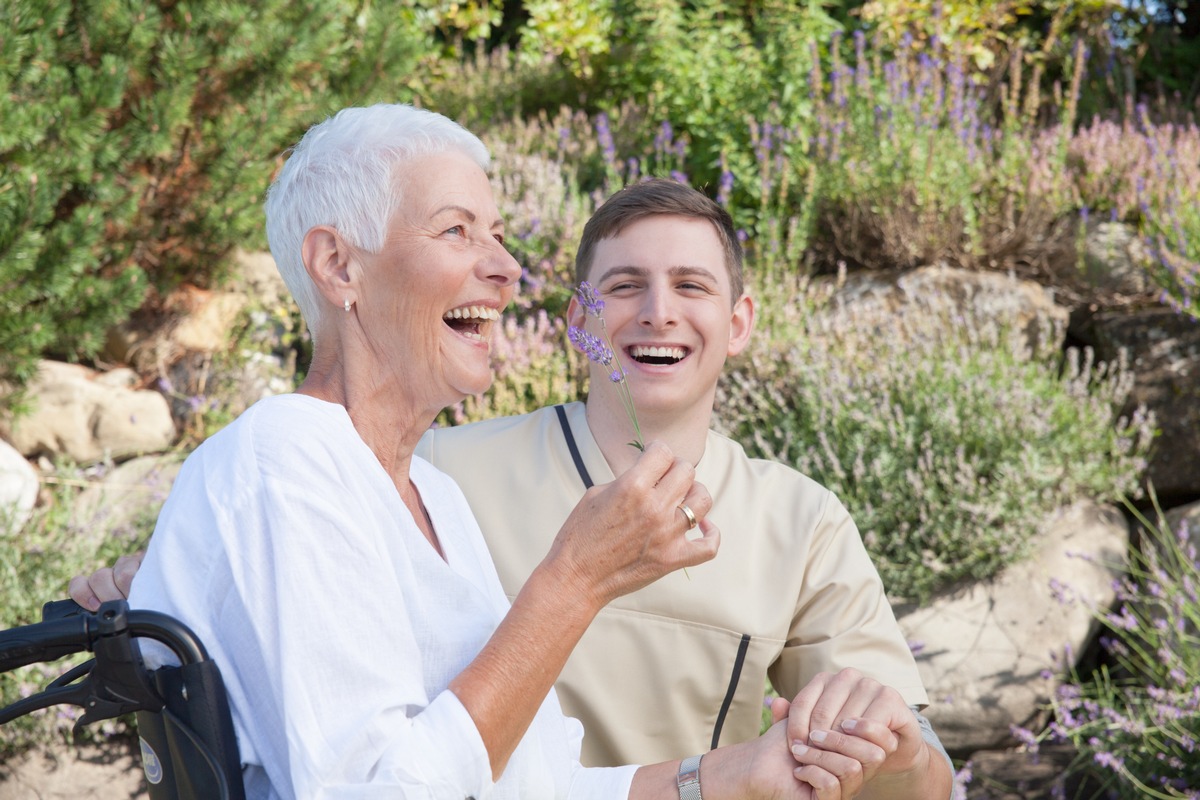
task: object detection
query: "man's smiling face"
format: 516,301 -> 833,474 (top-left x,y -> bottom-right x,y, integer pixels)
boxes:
569,214 -> 753,426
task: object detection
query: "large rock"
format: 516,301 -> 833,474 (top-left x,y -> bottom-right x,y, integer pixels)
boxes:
814,264 -> 1070,355
0,362 -> 175,465
1075,306 -> 1200,499
1080,221 -> 1152,295
896,501 -> 1129,755
0,439 -> 38,532
70,454 -> 183,549
1165,499 -> 1200,561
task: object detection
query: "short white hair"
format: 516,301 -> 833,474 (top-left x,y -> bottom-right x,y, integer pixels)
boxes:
264,104 -> 490,339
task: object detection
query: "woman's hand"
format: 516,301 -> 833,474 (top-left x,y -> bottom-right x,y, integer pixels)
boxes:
543,440 -> 719,609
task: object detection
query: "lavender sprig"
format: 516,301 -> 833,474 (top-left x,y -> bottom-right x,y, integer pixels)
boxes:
569,281 -> 645,451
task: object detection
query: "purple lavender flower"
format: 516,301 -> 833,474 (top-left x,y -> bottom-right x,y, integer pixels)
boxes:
567,326 -> 613,366
569,282 -> 643,450
576,281 -> 604,316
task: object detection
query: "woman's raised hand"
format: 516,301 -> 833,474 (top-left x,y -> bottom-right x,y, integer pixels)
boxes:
545,440 -> 719,609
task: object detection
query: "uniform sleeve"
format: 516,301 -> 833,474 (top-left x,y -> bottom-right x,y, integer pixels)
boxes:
132,434 -> 498,799
768,492 -> 928,707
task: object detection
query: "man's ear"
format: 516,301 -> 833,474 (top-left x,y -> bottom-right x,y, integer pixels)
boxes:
566,294 -> 586,329
727,293 -> 756,358
301,225 -> 356,308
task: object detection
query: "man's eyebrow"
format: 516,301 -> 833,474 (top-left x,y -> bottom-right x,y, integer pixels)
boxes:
595,265 -> 721,283
594,265 -> 649,283
668,265 -> 720,281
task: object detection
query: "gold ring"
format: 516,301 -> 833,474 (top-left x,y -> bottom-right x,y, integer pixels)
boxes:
678,503 -> 698,530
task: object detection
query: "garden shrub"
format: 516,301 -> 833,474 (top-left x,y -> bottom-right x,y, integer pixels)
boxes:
715,288 -> 1155,601
1018,500 -> 1200,798
0,461 -> 161,756
0,0 -> 437,408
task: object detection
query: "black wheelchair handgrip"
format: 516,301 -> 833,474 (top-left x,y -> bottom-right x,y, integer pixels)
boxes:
42,598 -> 89,621
0,616 -> 92,673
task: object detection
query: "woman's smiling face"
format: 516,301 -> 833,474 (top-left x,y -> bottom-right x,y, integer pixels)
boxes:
354,150 -> 521,410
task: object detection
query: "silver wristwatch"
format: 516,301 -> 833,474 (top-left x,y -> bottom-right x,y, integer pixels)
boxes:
677,754 -> 703,800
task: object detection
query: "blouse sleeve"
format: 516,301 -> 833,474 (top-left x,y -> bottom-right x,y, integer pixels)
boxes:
131,422 -> 498,799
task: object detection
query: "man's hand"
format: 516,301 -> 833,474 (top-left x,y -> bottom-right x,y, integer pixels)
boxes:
68,551 -> 144,611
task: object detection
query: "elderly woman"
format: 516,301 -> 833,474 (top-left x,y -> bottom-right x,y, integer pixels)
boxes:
125,104 -> 811,799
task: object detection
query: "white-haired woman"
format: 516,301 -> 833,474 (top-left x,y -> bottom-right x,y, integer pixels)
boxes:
122,104 -> 813,799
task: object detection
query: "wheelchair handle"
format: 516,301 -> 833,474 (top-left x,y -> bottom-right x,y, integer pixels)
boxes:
0,600 -> 210,675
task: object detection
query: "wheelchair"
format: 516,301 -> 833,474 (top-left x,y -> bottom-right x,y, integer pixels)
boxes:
0,599 -> 244,800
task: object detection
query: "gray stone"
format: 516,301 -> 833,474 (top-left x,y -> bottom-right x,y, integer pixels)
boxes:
1077,306 -> 1200,498
0,361 -> 176,465
69,454 -> 183,549
0,439 -> 38,532
896,501 -> 1129,755
815,264 -> 1070,356
1081,221 -> 1151,295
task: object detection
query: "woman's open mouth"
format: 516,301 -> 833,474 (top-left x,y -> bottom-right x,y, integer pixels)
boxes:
443,305 -> 500,342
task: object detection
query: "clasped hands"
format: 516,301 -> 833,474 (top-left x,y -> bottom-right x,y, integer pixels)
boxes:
755,668 -> 933,799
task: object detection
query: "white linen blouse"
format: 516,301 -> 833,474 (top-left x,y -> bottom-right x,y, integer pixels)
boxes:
129,394 -> 636,799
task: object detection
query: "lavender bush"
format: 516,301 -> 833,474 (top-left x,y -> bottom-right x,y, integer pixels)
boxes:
1017,502 -> 1200,798
716,291 -> 1155,601
0,464 -> 157,755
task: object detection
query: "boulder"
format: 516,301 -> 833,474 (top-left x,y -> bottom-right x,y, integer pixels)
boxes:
1080,221 -> 1152,295
70,454 -> 183,549
0,439 -> 38,532
815,264 -> 1070,356
0,362 -> 175,465
895,500 -> 1129,755
1075,306 -> 1200,499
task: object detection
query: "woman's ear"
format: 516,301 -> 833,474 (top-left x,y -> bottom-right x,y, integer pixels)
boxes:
727,293 -> 756,358
302,226 -> 356,308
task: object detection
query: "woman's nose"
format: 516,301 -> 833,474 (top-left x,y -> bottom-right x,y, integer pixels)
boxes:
482,238 -> 522,287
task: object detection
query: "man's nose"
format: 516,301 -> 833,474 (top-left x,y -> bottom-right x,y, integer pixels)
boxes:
638,288 -> 677,328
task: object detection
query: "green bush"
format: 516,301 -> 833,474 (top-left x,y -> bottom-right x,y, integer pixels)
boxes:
0,462 -> 162,756
1020,499 -> 1200,798
715,287 -> 1156,601
0,0 -> 437,408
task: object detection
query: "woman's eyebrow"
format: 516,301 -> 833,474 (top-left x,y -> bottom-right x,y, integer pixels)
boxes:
431,204 -> 477,222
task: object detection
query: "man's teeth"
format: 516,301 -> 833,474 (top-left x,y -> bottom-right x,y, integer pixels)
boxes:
443,306 -> 500,321
629,345 -> 686,361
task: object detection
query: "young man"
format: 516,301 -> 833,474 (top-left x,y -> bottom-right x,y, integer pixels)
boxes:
74,180 -> 952,798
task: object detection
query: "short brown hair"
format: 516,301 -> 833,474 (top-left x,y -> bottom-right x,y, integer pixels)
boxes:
574,179 -> 745,301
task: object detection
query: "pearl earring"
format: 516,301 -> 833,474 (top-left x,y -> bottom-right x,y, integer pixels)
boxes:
344,299 -> 352,312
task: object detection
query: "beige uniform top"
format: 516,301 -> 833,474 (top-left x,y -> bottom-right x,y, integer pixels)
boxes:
417,402 -> 927,768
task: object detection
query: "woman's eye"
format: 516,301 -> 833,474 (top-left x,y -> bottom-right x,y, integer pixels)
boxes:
445,225 -> 465,237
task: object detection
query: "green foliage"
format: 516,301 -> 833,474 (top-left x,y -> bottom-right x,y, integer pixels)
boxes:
0,0 -> 436,408
716,288 -> 1155,601
1030,499 -> 1200,798
0,464 -> 160,756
